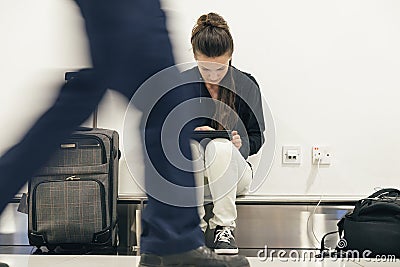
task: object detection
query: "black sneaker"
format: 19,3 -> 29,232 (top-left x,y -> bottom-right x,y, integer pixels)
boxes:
213,226 -> 239,255
138,245 -> 249,267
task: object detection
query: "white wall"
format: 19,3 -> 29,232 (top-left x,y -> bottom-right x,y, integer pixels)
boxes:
1,0 -> 400,198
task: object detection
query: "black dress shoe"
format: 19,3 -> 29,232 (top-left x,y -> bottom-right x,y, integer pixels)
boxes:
0,262 -> 9,267
139,246 -> 249,267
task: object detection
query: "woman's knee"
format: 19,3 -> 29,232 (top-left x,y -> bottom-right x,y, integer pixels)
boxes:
204,138 -> 232,158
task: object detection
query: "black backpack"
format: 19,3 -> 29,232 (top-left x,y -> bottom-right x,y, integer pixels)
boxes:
337,188 -> 400,257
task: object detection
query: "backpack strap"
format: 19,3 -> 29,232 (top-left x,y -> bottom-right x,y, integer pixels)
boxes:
351,188 -> 400,217
337,217 -> 345,238
368,188 -> 400,199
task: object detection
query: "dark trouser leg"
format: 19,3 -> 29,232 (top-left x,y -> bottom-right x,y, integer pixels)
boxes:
77,0 -> 205,254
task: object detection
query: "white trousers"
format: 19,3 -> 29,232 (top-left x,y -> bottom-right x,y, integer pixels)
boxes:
190,138 -> 253,231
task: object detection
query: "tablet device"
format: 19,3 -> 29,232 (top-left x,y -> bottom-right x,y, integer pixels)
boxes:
191,130 -> 232,141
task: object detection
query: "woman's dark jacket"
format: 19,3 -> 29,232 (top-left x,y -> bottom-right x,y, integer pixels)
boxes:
183,66 -> 265,159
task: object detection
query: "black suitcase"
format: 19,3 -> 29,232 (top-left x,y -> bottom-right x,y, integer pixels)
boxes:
27,71 -> 119,251
27,127 -> 119,250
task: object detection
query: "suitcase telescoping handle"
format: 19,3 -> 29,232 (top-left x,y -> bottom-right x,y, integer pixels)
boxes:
65,70 -> 97,129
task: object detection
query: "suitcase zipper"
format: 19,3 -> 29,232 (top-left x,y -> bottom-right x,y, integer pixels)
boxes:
95,132 -> 117,228
32,176 -> 107,231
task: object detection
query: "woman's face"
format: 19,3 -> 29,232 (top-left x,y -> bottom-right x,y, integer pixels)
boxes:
195,52 -> 231,85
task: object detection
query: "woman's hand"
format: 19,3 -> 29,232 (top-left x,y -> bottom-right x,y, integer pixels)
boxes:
195,126 -> 215,131
231,130 -> 242,149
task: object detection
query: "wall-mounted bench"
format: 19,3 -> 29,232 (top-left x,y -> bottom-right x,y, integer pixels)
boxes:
116,193 -> 360,254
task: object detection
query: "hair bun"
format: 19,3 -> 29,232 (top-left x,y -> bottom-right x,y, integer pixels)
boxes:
203,18 -> 213,27
197,13 -> 228,29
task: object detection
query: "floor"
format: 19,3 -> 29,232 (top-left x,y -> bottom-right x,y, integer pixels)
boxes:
0,254 -> 399,267
1,203 -> 399,266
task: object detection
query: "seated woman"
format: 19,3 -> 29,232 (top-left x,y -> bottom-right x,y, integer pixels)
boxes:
187,13 -> 265,255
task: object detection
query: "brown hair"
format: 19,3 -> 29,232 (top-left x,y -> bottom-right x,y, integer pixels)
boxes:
191,13 -> 234,57
191,13 -> 237,130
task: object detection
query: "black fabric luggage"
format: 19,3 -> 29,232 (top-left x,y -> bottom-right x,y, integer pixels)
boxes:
336,188 -> 400,257
26,71 -> 119,251
27,127 -> 119,250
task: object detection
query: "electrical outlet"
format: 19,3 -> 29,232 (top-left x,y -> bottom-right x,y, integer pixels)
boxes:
312,146 -> 332,165
282,146 -> 301,164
